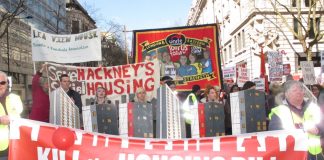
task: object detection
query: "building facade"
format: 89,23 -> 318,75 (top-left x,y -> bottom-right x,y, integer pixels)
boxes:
187,0 -> 324,82
66,0 -> 97,67
66,0 -> 96,34
0,0 -> 67,112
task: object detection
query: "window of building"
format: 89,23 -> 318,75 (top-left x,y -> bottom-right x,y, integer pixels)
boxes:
229,45 -> 232,60
83,23 -> 89,32
238,33 -> 241,50
305,0 -> 314,7
223,48 -> 227,62
292,0 -> 296,7
309,17 -> 320,39
242,30 -> 246,48
234,36 -> 237,52
72,20 -> 80,34
293,17 -> 298,39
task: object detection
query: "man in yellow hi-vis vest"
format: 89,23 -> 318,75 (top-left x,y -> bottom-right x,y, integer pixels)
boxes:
268,80 -> 323,160
0,71 -> 23,159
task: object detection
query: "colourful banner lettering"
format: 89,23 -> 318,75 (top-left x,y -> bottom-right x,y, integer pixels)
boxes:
133,24 -> 222,91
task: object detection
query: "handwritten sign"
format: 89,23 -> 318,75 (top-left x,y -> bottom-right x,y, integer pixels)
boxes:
300,61 -> 316,85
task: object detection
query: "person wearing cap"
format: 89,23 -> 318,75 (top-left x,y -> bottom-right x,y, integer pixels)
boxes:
0,71 -> 23,159
160,76 -> 173,85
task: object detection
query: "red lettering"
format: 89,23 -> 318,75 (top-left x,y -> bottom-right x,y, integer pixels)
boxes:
105,82 -> 113,95
144,78 -> 155,92
145,62 -> 154,76
133,79 -> 143,91
87,69 -> 95,80
77,69 -> 85,80
122,65 -> 131,78
113,66 -> 122,78
95,68 -> 102,80
114,79 -> 124,94
103,68 -> 113,79
87,82 -> 95,95
127,80 -> 131,94
131,63 -> 143,76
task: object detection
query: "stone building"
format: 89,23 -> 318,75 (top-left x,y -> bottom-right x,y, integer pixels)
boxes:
66,0 -> 97,67
187,0 -> 324,82
0,0 -> 67,111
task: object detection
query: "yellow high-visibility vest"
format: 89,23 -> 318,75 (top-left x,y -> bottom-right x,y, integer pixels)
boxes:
269,103 -> 322,155
0,93 -> 23,151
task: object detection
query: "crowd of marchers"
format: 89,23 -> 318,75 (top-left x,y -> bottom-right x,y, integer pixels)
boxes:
0,64 -> 324,160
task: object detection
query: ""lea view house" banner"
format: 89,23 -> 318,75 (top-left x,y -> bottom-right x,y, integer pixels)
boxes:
31,27 -> 102,63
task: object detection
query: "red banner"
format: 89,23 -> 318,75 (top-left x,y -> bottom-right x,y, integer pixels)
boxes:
9,119 -> 308,160
133,24 -> 222,91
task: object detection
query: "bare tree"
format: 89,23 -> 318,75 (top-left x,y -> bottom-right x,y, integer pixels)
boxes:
78,1 -> 129,65
45,2 -> 65,34
268,0 -> 324,61
0,0 -> 26,39
101,20 -> 128,66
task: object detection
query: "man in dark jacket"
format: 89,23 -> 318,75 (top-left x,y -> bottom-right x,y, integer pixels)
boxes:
59,74 -> 82,112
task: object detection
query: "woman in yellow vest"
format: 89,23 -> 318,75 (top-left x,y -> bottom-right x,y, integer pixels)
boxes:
268,80 -> 323,160
0,71 -> 23,159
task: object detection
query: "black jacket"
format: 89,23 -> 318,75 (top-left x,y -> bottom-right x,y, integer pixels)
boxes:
67,89 -> 82,113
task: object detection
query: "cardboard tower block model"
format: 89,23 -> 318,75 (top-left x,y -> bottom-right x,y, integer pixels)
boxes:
82,104 -> 119,135
230,89 -> 267,135
49,87 -> 80,129
156,85 -> 185,139
119,102 -> 153,138
191,102 -> 225,138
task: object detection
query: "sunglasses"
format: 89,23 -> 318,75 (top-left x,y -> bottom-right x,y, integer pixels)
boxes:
0,81 -> 7,85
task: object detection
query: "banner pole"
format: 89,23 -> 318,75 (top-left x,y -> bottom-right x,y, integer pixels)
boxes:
33,62 -> 36,75
124,25 -> 129,64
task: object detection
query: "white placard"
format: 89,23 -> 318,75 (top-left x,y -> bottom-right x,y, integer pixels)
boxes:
223,67 -> 236,80
300,61 -> 316,85
31,27 -> 102,63
237,66 -> 249,87
252,78 -> 265,91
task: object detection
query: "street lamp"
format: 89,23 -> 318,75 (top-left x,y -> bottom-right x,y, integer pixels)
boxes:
6,15 -> 33,76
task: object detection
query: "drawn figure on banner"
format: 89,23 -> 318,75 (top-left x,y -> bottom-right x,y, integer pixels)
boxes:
177,54 -> 197,77
144,49 -> 159,62
159,47 -> 179,79
201,49 -> 213,73
189,53 -> 202,75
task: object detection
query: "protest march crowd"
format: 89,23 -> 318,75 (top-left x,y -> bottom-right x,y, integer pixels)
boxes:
1,25 -> 324,160
1,65 -> 324,159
